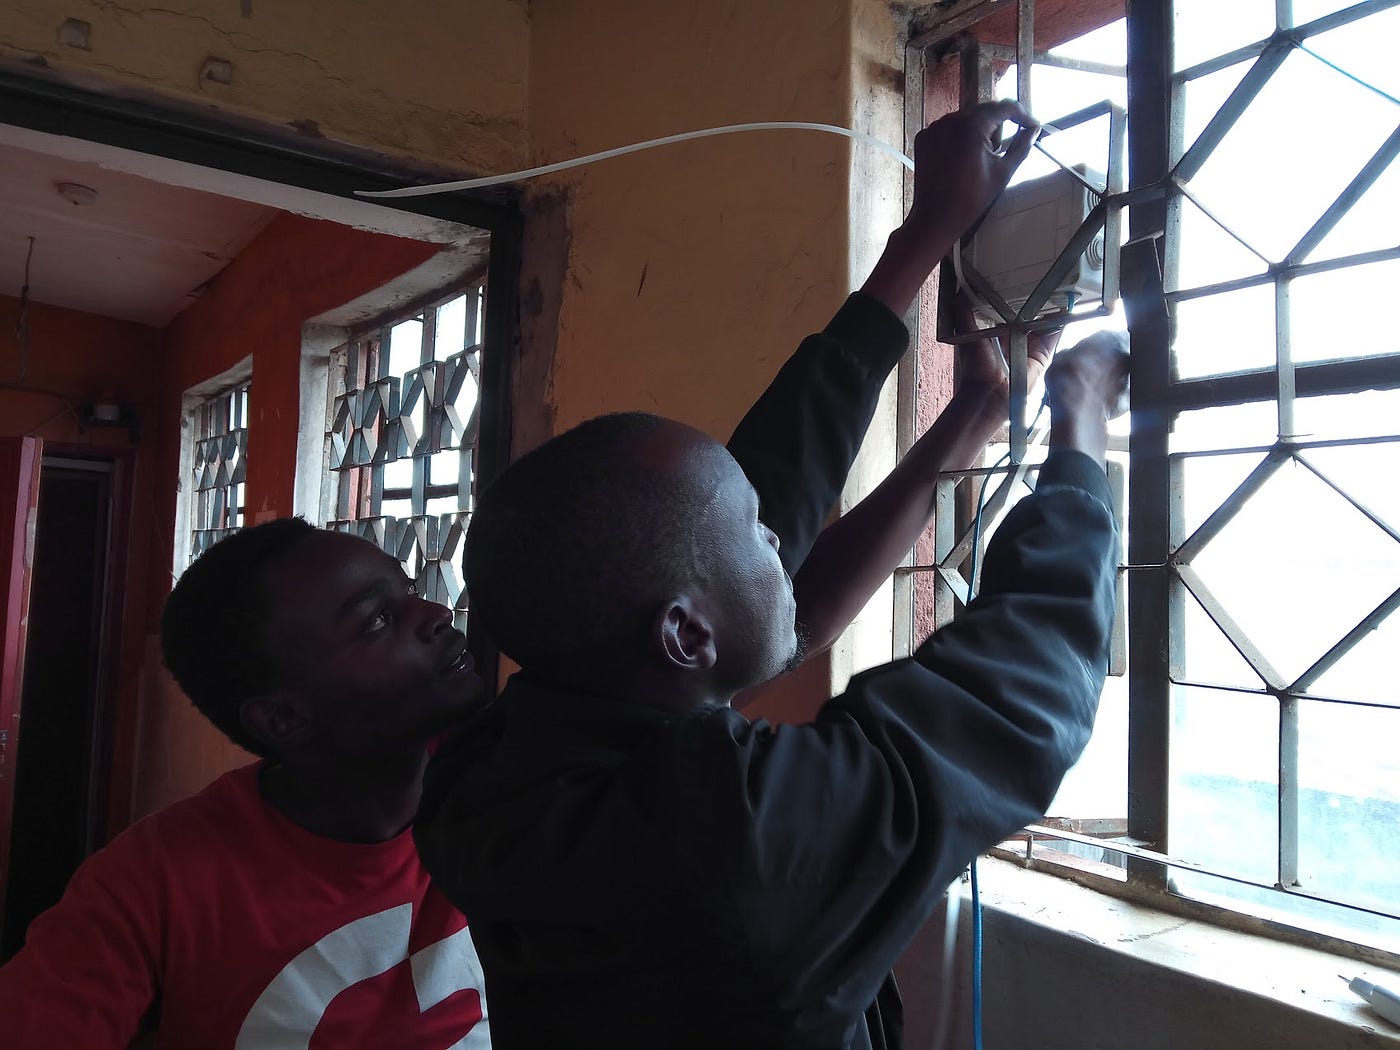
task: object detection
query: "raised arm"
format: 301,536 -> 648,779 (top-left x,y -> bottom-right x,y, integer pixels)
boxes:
726,101 -> 1040,576
693,334 -> 1129,1022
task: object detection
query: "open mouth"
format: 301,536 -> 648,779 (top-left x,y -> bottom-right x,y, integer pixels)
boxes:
442,643 -> 476,676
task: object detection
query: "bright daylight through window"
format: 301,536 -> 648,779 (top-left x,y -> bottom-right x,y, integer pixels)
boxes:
902,0 -> 1400,958
187,381 -> 249,567
322,282 -> 488,631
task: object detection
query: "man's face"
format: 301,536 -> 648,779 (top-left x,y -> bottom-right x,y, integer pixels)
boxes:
258,531 -> 485,758
695,446 -> 801,693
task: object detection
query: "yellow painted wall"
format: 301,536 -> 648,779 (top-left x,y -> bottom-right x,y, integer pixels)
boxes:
524,0 -> 854,439
0,0 -> 531,173
2,0 -> 917,781
523,0 -> 909,723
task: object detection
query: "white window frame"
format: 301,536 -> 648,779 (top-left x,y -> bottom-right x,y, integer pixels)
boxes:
173,358 -> 252,578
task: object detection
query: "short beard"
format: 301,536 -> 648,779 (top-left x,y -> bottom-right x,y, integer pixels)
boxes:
778,620 -> 811,678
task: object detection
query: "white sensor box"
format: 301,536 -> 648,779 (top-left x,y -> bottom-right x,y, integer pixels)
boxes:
966,165 -> 1105,317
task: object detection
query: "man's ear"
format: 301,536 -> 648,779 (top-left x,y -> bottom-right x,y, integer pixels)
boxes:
240,692 -> 313,752
656,595 -> 717,672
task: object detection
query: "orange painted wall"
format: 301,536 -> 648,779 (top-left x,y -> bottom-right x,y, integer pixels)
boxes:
130,213 -> 440,820
0,295 -> 161,836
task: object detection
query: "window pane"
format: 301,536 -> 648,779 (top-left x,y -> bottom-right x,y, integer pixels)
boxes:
1297,700 -> 1400,915
1189,455 -> 1400,685
387,318 -> 425,379
1049,18 -> 1125,64
383,457 -> 412,491
1297,442 -> 1400,554
1293,388 -> 1400,443
1173,0 -> 1272,72
1180,587 -> 1267,691
381,497 -> 412,521
1172,281 -> 1275,379
1291,257 -> 1400,364
429,450 -> 462,492
435,295 -> 468,360
1169,685 -> 1278,884
1187,51 -> 1397,262
1307,605 -> 1400,706
992,65 -> 1122,189
425,495 -> 459,520
1298,4 -> 1400,102
1170,193 -> 1269,293
1305,152 -> 1400,264
1046,674 -> 1127,819
1177,450 -> 1268,539
1179,59 -> 1252,160
1170,401 -> 1280,455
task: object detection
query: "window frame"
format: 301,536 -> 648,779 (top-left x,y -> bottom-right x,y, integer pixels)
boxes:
901,0 -> 1400,966
173,360 -> 253,577
319,277 -> 491,633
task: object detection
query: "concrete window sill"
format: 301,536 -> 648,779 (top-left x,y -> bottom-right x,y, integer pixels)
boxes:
948,857 -> 1400,1049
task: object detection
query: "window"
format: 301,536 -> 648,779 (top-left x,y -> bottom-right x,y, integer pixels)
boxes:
322,281 -> 488,631
184,380 -> 250,567
904,0 -> 1400,960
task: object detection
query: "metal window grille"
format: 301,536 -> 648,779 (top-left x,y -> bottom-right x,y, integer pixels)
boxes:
189,383 -> 249,563
324,282 -> 487,631
907,0 -> 1400,957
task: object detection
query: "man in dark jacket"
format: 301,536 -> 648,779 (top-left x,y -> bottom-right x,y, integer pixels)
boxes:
415,101 -> 1131,1048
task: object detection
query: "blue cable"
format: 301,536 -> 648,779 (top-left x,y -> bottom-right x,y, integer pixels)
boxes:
971,858 -> 984,1050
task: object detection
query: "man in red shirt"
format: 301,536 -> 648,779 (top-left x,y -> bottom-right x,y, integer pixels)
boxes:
0,101 -> 1041,1047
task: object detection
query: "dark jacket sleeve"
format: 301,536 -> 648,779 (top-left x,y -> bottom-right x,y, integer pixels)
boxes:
680,451 -> 1118,1026
726,292 -> 909,575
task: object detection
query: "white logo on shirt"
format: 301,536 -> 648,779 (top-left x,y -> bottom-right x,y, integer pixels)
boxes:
234,904 -> 489,1049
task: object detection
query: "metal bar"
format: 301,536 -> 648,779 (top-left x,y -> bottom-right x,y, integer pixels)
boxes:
1017,0 -> 1035,114
1276,278 -> 1296,439
1292,584 -> 1400,692
1015,824 -> 1400,921
1287,122 -> 1400,265
1144,351 -> 1400,411
1276,0 -> 1294,30
1294,0 -> 1400,45
933,478 -> 959,629
1174,444 -> 1287,562
1173,40 -> 1270,86
420,305 -> 437,367
1169,674 -> 1400,711
980,42 -> 1126,77
1278,694 -> 1300,888
1122,0 -> 1174,862
1176,564 -> 1286,690
1005,324 -> 1029,466
1173,431 -> 1400,460
1165,240 -> 1400,308
1174,38 -> 1292,184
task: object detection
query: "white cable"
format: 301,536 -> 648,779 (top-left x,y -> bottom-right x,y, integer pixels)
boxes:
928,888 -> 962,1050
356,122 -> 914,199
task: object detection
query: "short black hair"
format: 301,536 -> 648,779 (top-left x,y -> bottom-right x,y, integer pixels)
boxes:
161,517 -> 319,755
466,412 -> 714,675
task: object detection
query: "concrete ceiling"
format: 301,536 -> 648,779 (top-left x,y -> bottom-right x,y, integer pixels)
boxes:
0,141 -> 279,327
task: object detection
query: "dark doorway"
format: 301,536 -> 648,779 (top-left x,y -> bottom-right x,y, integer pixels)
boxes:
1,455 -> 120,957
